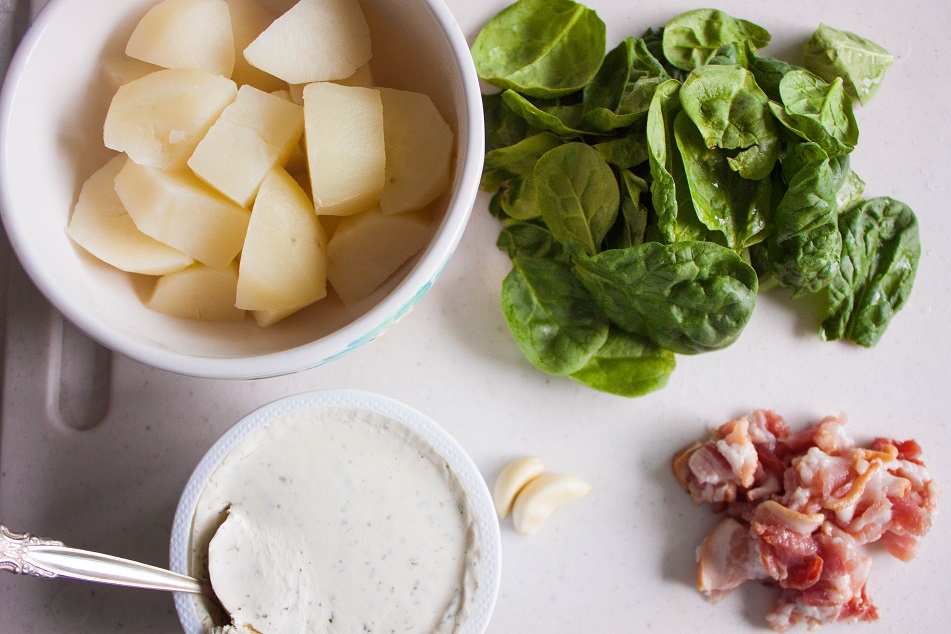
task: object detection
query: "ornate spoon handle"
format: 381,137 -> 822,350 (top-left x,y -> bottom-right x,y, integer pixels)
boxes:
0,524 -> 206,594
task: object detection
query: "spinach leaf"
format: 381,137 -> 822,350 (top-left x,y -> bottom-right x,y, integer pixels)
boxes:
573,241 -> 758,354
641,26 -> 689,82
835,169 -> 865,213
646,79 -> 706,243
604,169 -> 649,250
581,37 -> 668,132
773,69 -> 859,157
662,9 -> 770,72
707,42 -> 750,68
482,131 -> 562,193
501,255 -> 610,375
483,92 -> 539,153
766,142 -> 847,293
803,23 -> 894,106
674,111 -> 772,250
499,174 -> 542,220
593,134 -> 648,169
679,64 -> 780,180
569,328 -> 676,397
501,90 -> 591,137
472,0 -> 606,98
821,197 -> 919,346
744,43 -> 797,102
497,220 -> 566,261
534,142 -> 620,256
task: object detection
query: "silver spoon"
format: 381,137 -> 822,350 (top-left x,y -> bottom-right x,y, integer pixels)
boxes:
0,524 -> 208,594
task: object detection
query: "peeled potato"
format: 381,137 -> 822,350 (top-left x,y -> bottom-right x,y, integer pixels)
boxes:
114,159 -> 250,269
303,82 -> 385,216
103,68 -> 237,170
236,168 -> 328,311
66,156 -> 194,275
378,87 -> 454,215
326,207 -> 433,305
126,0 -> 235,77
243,0 -> 372,84
147,262 -> 245,322
188,85 -> 304,207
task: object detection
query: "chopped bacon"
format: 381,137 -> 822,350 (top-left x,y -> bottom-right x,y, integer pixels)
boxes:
673,410 -> 939,631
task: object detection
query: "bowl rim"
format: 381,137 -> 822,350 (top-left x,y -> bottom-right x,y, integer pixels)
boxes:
0,0 -> 485,380
169,388 -> 502,634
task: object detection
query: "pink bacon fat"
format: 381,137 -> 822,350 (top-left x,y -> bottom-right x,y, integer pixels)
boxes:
673,410 -> 939,631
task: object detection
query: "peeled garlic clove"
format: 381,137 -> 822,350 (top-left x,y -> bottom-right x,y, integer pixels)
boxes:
493,456 -> 546,519
511,473 -> 591,536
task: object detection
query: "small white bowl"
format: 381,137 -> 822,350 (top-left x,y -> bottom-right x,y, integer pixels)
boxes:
169,389 -> 501,633
0,0 -> 483,379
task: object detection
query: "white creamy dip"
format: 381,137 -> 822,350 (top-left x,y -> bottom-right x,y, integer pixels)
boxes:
188,407 -> 481,633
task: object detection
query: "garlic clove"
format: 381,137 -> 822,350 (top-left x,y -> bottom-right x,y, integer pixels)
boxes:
511,472 -> 591,536
493,456 -> 546,519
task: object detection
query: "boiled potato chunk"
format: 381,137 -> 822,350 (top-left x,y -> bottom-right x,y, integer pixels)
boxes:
243,0 -> 372,84
188,85 -> 304,207
304,82 -> 385,215
236,168 -> 328,311
378,88 -> 454,215
126,0 -> 235,77
114,159 -> 250,269
326,208 -> 433,305
225,0 -> 286,92
104,68 -> 237,169
251,304 -> 308,327
147,261 -> 245,322
66,156 -> 193,275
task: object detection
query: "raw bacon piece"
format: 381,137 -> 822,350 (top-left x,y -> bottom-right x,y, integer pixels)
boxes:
696,518 -> 769,599
673,410 -> 939,631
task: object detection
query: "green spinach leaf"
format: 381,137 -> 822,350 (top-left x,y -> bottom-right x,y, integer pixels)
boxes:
482,131 -> 562,193
821,197 -> 919,346
674,111 -> 772,250
569,328 -> 676,397
501,90 -> 591,137
774,69 -> 859,157
501,255 -> 610,375
679,64 -> 780,179
472,0 -> 606,98
573,241 -> 758,354
662,9 -> 770,72
766,142 -> 847,293
604,169 -> 649,250
646,79 -> 706,243
803,23 -> 893,106
593,134 -> 649,169
497,220 -> 566,261
581,37 -> 668,132
499,174 -> 542,220
483,92 -> 539,154
534,142 -> 620,255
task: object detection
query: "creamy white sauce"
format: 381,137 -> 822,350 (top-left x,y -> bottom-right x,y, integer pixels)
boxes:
189,407 -> 481,633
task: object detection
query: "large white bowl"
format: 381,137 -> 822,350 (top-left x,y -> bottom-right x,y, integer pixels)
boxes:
169,389 -> 502,633
0,0 -> 483,379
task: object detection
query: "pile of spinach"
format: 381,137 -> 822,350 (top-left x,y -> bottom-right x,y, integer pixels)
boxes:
473,0 -> 920,397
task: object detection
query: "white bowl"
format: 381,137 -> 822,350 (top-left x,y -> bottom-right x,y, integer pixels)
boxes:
169,389 -> 501,633
0,0 -> 483,379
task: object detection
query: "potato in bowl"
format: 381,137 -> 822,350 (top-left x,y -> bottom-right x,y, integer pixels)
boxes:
0,0 -> 483,379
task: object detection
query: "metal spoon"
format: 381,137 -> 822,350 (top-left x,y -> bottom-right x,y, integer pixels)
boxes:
0,524 -> 207,594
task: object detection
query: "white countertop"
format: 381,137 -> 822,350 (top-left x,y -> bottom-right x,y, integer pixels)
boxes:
1,0 -> 948,632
